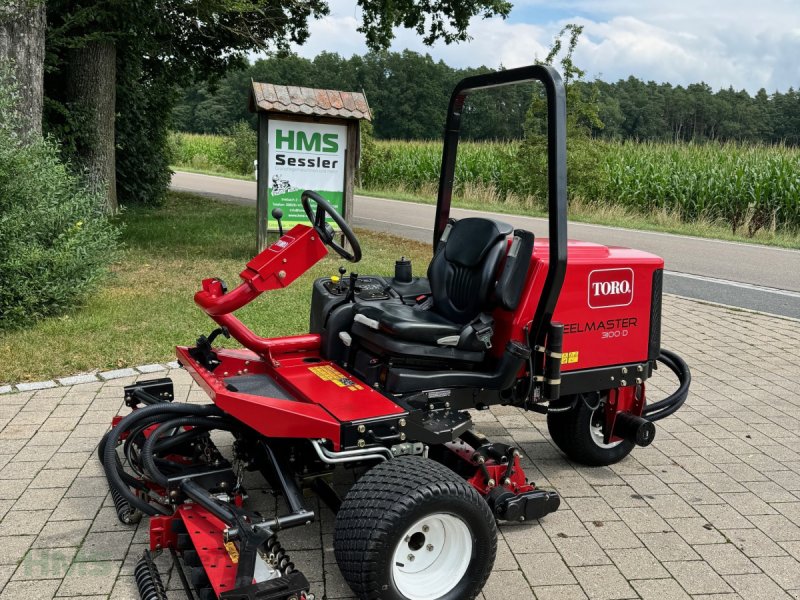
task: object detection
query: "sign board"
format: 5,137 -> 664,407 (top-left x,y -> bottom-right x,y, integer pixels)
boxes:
266,120 -> 348,229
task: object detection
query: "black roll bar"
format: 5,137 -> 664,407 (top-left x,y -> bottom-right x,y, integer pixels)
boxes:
434,64 -> 568,352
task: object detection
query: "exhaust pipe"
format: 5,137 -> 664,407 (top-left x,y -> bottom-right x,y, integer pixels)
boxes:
612,412 -> 656,447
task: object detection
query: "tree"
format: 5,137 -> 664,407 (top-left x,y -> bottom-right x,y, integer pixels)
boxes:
520,24 -> 605,203
44,0 -> 512,212
0,0 -> 46,135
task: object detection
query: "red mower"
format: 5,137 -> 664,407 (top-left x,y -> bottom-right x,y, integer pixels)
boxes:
101,65 -> 690,600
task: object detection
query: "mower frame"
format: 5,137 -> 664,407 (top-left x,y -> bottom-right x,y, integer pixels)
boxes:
101,64 -> 690,600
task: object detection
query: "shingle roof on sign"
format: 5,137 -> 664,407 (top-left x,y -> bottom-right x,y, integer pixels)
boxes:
250,82 -> 372,121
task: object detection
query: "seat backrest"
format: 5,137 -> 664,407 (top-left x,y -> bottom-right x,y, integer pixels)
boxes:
427,217 -> 513,324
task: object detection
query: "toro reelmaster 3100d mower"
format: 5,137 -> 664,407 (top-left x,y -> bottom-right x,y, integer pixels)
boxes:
100,65 -> 690,600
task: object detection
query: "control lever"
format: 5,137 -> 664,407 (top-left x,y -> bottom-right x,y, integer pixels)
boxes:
345,272 -> 358,302
271,207 -> 284,236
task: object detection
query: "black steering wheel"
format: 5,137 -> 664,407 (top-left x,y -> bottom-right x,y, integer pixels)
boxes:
301,190 -> 361,263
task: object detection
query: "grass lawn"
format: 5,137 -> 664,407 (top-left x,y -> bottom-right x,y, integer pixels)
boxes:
2,192 -> 431,384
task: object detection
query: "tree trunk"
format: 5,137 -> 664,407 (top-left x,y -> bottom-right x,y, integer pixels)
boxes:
66,40 -> 117,212
0,1 -> 46,135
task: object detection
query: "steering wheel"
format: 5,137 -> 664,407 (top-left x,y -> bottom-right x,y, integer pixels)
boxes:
301,190 -> 361,263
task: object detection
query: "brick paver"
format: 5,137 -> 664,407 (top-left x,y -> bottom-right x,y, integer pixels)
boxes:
0,295 -> 799,599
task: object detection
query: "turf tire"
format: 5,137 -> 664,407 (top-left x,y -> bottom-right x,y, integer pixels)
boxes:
547,392 -> 636,466
333,455 -> 497,600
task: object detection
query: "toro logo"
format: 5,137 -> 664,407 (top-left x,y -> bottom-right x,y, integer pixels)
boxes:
588,268 -> 634,308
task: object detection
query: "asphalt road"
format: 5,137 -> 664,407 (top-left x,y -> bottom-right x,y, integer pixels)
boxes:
171,171 -> 800,319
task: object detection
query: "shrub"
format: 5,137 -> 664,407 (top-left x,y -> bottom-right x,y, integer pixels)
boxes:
0,71 -> 120,329
221,121 -> 257,175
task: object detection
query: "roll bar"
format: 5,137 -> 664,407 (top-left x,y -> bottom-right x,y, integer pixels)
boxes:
433,64 -> 568,351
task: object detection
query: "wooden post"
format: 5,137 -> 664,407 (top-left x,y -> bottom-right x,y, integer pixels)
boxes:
250,84 -> 371,251
256,113 -> 270,251
342,121 -> 360,251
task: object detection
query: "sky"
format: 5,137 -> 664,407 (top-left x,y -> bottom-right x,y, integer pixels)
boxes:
289,0 -> 800,94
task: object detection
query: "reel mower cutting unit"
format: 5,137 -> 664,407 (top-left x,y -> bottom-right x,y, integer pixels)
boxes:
101,65 -> 690,600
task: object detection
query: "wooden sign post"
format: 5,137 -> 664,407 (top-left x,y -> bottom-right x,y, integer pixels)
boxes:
249,83 -> 371,251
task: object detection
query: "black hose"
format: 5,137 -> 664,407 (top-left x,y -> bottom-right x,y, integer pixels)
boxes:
643,348 -> 691,422
153,426 -> 215,455
102,402 -> 223,516
140,416 -> 236,487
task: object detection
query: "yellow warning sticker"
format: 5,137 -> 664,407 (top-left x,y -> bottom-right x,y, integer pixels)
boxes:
308,365 -> 364,391
224,541 -> 239,564
561,351 -> 579,365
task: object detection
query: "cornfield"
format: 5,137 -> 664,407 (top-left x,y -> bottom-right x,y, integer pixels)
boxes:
169,132 -> 230,172
170,132 -> 800,234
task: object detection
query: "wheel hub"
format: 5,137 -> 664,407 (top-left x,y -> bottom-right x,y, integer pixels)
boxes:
391,513 -> 472,600
590,405 -> 623,449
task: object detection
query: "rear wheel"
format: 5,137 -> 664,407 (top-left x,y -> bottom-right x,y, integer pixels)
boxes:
547,392 -> 635,466
334,455 -> 497,600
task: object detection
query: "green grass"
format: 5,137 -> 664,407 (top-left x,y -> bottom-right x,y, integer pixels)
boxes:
356,187 -> 800,250
170,130 -> 800,246
1,192 -> 431,384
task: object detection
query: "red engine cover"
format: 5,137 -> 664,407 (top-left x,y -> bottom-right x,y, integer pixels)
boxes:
493,239 -> 663,372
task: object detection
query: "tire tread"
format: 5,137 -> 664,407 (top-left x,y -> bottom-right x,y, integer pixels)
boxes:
333,455 -> 496,600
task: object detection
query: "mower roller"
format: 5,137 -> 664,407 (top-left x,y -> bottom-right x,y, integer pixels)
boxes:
100,65 -> 690,600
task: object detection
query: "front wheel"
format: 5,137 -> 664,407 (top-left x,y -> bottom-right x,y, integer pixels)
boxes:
547,392 -> 636,466
334,455 -> 497,600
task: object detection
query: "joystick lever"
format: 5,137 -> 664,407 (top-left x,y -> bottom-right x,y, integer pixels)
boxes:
271,207 -> 284,236
346,271 -> 358,302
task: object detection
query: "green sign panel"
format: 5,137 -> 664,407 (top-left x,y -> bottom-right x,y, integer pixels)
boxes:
266,120 -> 347,229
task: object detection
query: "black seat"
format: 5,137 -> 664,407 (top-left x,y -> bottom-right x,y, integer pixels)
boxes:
352,217 -> 515,353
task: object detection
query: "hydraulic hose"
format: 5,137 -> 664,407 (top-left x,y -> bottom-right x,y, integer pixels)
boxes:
102,402 -> 223,516
643,348 -> 691,422
140,416 -> 238,487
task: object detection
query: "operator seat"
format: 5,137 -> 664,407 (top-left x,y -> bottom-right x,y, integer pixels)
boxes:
351,217 -> 529,359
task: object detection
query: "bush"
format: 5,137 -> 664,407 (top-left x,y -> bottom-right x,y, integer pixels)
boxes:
0,72 -> 120,329
221,121 -> 257,175
115,48 -> 174,207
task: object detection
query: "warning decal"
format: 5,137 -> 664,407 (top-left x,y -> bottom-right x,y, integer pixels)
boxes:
561,351 -> 579,365
224,541 -> 240,564
309,365 -> 364,391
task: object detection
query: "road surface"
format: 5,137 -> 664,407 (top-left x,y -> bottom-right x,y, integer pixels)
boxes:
171,171 -> 800,319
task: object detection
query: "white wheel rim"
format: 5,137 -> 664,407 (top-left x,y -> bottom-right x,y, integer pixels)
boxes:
590,405 -> 623,449
391,513 -> 472,600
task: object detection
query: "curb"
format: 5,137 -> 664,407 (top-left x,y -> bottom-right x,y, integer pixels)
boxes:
0,361 -> 182,395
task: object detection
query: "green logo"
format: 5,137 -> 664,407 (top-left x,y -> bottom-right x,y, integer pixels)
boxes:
275,129 -> 338,153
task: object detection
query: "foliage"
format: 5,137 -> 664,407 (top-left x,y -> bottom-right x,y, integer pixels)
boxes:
173,50 -> 534,141
173,50 -> 800,147
115,49 -> 175,206
359,138 -> 800,234
42,0 -> 511,207
604,141 -> 800,235
221,121 -> 258,175
520,25 -> 604,203
0,72 -> 119,330
169,126 -> 800,235
0,193 -> 433,382
169,131 -> 239,175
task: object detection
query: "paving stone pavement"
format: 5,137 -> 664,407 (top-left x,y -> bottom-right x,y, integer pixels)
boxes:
1,295 -> 799,600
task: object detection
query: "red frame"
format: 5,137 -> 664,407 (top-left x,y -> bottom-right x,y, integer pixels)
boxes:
492,239 -> 663,371
181,223 -> 660,451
